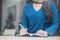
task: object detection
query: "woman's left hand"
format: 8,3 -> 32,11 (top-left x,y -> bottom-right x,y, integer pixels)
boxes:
35,30 -> 48,36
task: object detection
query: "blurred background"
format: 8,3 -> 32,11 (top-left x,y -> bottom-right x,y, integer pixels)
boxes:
0,0 -> 60,36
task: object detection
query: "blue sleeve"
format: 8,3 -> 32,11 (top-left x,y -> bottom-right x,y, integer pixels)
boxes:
21,7 -> 28,29
45,1 -> 59,36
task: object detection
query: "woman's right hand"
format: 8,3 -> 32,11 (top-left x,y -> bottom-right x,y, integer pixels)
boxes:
20,29 -> 28,35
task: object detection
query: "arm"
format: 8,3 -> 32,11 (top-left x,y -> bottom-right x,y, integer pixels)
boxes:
45,2 -> 59,36
20,7 -> 28,35
21,10 -> 28,30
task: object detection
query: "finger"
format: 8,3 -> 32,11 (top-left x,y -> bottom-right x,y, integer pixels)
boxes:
20,30 -> 28,35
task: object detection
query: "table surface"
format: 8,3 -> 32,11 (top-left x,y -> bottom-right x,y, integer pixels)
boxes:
0,36 -> 60,40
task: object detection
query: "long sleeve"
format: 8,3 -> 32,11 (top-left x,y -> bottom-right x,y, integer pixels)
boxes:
45,2 -> 59,36
21,8 -> 28,29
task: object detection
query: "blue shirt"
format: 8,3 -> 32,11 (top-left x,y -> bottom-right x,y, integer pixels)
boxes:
21,1 -> 58,36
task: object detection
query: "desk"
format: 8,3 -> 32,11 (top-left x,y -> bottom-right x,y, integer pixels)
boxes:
0,36 -> 60,40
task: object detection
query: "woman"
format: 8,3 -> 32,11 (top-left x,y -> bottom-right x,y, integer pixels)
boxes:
20,0 -> 58,36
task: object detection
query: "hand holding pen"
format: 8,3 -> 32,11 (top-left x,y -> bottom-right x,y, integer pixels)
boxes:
19,24 -> 28,36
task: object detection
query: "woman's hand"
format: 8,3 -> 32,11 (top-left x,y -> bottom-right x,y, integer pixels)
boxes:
20,29 -> 28,35
35,30 -> 48,36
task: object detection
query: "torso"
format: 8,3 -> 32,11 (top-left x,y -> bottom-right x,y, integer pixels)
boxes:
24,2 -> 46,33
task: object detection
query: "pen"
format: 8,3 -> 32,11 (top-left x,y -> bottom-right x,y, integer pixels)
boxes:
19,24 -> 27,30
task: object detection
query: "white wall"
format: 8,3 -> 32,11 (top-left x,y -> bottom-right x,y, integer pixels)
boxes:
2,0 -> 26,34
